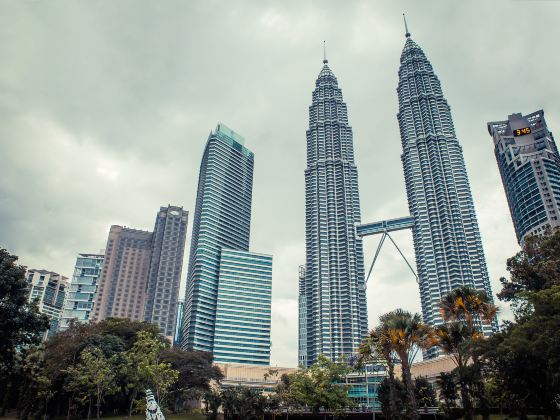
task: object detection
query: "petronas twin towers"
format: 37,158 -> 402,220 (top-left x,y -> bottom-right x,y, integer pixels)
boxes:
299,27 -> 495,366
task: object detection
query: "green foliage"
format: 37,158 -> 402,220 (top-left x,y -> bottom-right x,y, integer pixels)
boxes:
377,377 -> 406,418
414,376 -> 436,409
220,386 -> 266,420
0,248 -> 49,373
481,286 -> 560,418
276,354 -> 354,416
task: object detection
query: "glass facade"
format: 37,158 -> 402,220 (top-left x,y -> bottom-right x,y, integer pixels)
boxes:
213,249 -> 272,365
397,33 -> 497,353
300,58 -> 367,367
181,123 -> 256,354
59,253 -> 104,331
488,110 -> 560,244
27,269 -> 68,339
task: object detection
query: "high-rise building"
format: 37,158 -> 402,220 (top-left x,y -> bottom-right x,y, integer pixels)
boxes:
181,124 -> 272,365
59,253 -> 104,331
300,56 -> 367,367
93,226 -> 153,322
297,265 -> 307,367
397,28 -> 496,348
488,110 -> 560,244
213,249 -> 272,365
144,205 -> 188,339
26,269 -> 68,339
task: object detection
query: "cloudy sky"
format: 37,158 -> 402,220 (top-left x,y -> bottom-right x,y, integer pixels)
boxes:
1,0 -> 559,367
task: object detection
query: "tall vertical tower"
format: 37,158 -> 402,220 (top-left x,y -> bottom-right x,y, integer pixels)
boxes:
397,26 -> 496,345
181,123 -> 255,353
60,253 -> 104,331
301,55 -> 367,367
488,110 -> 560,244
144,205 -> 188,339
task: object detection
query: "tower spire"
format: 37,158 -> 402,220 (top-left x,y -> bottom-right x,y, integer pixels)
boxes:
403,13 -> 411,38
323,40 -> 328,64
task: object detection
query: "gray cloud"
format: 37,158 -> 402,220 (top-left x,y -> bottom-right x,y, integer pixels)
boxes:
1,0 -> 559,367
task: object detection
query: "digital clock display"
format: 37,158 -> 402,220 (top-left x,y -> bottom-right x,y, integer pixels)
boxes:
513,127 -> 531,137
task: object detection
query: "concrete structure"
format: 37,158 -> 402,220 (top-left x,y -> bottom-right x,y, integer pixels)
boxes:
26,269 -> 68,339
93,226 -> 153,322
144,205 -> 188,339
300,55 -> 367,367
213,249 -> 272,365
59,253 -> 104,331
395,28 -> 496,353
395,354 -> 456,384
488,110 -> 560,244
181,123 -> 272,364
214,363 -> 296,393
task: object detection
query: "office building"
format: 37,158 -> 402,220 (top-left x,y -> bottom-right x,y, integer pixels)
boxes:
300,55 -> 367,367
144,205 -> 188,339
396,27 -> 497,350
181,123 -> 272,365
488,110 -> 560,243
59,253 -> 104,331
26,269 -> 68,339
93,225 -> 153,322
213,249 -> 272,365
297,265 -> 307,367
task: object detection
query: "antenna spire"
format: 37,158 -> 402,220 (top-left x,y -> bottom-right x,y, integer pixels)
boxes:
323,40 -> 328,64
403,13 -> 411,38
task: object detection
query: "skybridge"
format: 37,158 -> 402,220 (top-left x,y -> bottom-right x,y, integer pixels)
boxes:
355,215 -> 417,287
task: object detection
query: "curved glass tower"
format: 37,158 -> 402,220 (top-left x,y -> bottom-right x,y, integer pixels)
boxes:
397,32 -> 497,345
300,57 -> 367,367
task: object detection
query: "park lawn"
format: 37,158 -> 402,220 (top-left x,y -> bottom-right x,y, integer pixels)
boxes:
104,415 -> 206,420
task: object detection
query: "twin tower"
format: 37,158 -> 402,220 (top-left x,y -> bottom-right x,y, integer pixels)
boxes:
299,30 -> 496,366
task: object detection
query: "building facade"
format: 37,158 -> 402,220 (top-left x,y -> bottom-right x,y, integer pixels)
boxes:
488,110 -> 560,243
297,265 -> 307,367
59,253 -> 104,331
144,205 -> 188,339
397,30 -> 497,349
181,124 -> 255,353
27,269 -> 68,339
93,226 -> 153,322
213,249 -> 272,365
300,57 -> 367,367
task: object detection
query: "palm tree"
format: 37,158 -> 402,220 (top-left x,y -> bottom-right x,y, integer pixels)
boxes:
357,327 -> 399,419
432,322 -> 478,420
380,309 -> 434,420
436,287 -> 497,420
438,286 -> 497,330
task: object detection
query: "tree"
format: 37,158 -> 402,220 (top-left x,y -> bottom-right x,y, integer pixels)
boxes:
277,355 -> 354,418
160,347 -> 223,413
377,377 -> 406,419
380,309 -> 433,420
0,248 -> 49,416
414,376 -> 436,410
438,285 -> 497,330
498,230 -> 560,317
357,326 -> 399,419
436,372 -> 458,419
65,347 -> 117,420
480,286 -> 560,419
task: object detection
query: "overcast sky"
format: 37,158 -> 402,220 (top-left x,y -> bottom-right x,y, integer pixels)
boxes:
1,0 -> 559,367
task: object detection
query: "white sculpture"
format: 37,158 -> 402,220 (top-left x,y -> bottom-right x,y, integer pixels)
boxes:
145,389 -> 166,420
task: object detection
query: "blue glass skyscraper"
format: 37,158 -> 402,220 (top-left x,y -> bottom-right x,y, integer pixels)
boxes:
181,124 -> 271,364
488,110 -> 560,244
300,56 -> 367,367
397,29 -> 497,344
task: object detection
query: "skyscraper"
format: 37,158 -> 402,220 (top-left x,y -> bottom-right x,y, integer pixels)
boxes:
59,253 -> 104,331
26,269 -> 68,339
300,55 -> 367,367
488,110 -> 560,244
397,27 -> 496,346
93,226 -> 153,322
213,249 -> 272,365
181,123 -> 258,355
144,205 -> 188,339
